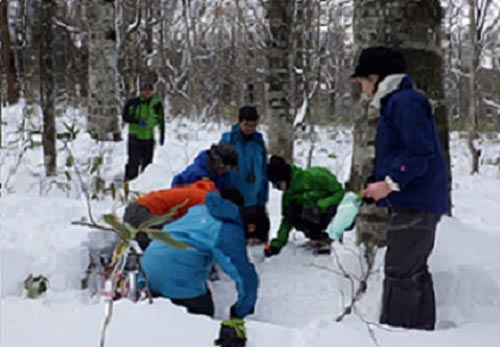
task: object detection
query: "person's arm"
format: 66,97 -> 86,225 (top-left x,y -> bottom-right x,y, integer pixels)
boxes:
122,98 -> 139,124
316,173 -> 345,212
215,223 -> 258,318
269,218 -> 293,250
385,100 -> 436,189
155,101 -> 165,145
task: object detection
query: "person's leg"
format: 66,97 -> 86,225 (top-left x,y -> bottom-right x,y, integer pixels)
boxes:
380,211 -> 439,330
170,289 -> 215,317
246,206 -> 270,243
140,139 -> 155,173
125,135 -> 142,181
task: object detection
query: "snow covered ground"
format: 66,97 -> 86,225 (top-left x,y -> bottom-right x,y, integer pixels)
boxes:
1,104 -> 500,347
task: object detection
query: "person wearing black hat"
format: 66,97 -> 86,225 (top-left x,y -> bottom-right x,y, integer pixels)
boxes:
122,77 -> 165,181
353,46 -> 449,330
264,155 -> 345,256
220,106 -> 270,244
171,143 -> 239,191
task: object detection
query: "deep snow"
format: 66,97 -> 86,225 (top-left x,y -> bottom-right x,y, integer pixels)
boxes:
1,104 -> 500,346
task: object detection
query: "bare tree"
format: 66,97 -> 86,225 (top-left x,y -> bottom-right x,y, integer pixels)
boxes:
0,0 -> 20,105
40,0 -> 57,176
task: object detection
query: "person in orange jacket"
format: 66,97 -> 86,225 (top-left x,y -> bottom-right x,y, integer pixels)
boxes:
123,180 -> 219,250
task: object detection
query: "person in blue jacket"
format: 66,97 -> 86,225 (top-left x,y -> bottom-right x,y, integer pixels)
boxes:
220,106 -> 270,243
171,144 -> 238,190
353,47 -> 449,330
140,190 -> 258,321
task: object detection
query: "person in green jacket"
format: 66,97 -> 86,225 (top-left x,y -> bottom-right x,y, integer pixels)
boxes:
264,155 -> 345,256
123,78 -> 165,181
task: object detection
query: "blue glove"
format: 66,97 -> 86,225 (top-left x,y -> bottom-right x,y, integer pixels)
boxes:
138,120 -> 147,127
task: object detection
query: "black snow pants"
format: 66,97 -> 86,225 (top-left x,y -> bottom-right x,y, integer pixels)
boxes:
125,134 -> 155,181
243,206 -> 271,242
285,203 -> 336,241
170,289 -> 215,317
380,209 -> 441,330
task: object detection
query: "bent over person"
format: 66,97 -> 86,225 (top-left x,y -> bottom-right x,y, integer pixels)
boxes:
140,191 -> 258,319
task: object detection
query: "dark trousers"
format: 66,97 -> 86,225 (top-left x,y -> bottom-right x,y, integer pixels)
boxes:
123,202 -> 161,250
170,289 -> 215,317
285,203 -> 336,241
125,134 -> 155,181
380,210 -> 441,330
244,206 -> 270,242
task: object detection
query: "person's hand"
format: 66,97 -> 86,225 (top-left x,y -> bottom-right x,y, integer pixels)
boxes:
214,318 -> 247,347
363,181 -> 392,201
264,243 -> 281,257
138,120 -> 147,127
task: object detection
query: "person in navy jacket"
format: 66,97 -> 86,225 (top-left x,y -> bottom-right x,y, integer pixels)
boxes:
140,190 -> 258,319
220,106 -> 270,243
353,47 -> 449,330
171,144 -> 238,190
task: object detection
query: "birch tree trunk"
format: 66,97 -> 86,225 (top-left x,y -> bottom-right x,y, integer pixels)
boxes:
467,0 -> 480,174
266,0 -> 294,160
350,0 -> 452,249
87,0 -> 120,141
40,0 -> 57,176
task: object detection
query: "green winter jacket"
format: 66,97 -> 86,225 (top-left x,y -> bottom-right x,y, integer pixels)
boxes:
122,95 -> 165,143
270,164 -> 345,250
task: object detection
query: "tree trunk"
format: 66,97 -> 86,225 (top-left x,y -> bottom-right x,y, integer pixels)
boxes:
266,0 -> 294,160
467,0 -> 480,174
350,0 -> 452,248
0,0 -> 20,105
40,0 -> 57,176
87,0 -> 121,141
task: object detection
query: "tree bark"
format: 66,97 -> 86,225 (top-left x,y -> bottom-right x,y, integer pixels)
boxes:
40,0 -> 57,176
350,0 -> 452,248
266,0 -> 294,160
467,0 -> 480,174
0,0 -> 20,105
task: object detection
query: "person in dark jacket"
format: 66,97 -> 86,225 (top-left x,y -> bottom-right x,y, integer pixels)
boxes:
264,156 -> 345,256
353,46 -> 449,330
171,144 -> 238,190
220,106 -> 270,244
140,191 -> 258,321
122,78 -> 165,181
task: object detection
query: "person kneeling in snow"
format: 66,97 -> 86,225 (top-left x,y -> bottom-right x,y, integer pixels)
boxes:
171,143 -> 239,190
123,180 -> 218,250
264,156 -> 345,257
140,190 -> 258,320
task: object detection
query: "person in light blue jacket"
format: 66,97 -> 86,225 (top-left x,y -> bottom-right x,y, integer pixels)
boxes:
220,106 -> 270,243
141,190 -> 258,319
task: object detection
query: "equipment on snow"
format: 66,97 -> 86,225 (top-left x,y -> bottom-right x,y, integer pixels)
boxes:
24,274 -> 49,299
327,191 -> 362,242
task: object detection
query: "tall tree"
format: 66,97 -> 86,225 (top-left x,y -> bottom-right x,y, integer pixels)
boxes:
0,0 -> 20,105
40,0 -> 57,176
266,0 -> 294,160
87,0 -> 120,140
349,0 -> 451,251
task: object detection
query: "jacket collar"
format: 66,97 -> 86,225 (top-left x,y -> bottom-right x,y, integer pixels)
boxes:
230,123 -> 265,145
370,74 -> 408,110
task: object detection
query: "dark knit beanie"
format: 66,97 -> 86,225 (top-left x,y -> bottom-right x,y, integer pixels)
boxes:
267,155 -> 291,185
239,106 -> 259,122
351,47 -> 406,81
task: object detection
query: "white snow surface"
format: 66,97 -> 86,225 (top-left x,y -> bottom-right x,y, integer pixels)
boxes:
1,104 -> 500,346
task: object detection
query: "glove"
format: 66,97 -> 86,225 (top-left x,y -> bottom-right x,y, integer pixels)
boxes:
214,318 -> 247,347
138,120 -> 147,127
302,205 -> 322,224
264,243 -> 281,257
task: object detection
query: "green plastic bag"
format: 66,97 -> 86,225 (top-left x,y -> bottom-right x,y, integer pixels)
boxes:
327,192 -> 362,242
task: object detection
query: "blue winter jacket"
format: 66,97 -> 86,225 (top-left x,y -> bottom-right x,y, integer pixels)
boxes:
374,76 -> 449,213
220,124 -> 269,207
171,150 -> 231,190
141,192 -> 259,318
